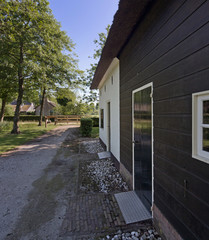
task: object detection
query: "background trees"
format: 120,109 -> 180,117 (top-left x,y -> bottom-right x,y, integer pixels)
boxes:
83,25 -> 110,103
0,0 -> 108,134
53,88 -> 97,116
0,0 -> 79,133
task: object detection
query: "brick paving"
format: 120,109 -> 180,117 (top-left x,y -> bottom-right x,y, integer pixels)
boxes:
60,193 -> 125,239
60,192 -> 151,240
58,130 -> 152,240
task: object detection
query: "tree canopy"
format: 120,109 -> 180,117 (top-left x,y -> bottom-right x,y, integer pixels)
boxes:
0,0 -> 80,132
56,88 -> 76,107
83,25 -> 110,103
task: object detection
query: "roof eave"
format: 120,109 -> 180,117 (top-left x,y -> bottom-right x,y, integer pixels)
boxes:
90,0 -> 153,90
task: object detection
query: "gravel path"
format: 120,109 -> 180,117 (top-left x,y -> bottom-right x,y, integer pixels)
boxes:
0,125 -> 73,240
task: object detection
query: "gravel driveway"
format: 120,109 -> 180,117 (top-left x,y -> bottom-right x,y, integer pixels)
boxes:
0,125 -> 72,240
0,126 -> 156,240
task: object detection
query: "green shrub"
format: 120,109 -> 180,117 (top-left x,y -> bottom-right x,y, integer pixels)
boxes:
0,121 -> 13,132
3,116 -> 13,121
91,117 -> 99,127
80,118 -> 93,137
4,115 -> 44,122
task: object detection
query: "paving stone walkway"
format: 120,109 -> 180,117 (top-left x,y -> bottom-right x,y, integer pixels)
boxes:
60,194 -> 125,238
58,128 -> 152,240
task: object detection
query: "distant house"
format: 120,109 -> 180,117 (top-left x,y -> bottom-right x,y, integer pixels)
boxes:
91,1 -> 209,240
35,98 -> 56,116
10,100 -> 35,114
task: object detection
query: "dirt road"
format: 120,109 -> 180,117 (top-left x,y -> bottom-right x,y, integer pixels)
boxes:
0,126 -> 74,240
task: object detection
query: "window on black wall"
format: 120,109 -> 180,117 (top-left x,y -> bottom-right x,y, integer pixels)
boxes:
193,90 -> 209,163
100,109 -> 104,128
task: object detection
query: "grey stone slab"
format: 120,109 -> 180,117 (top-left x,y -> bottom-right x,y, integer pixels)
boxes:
98,151 -> 111,159
115,191 -> 151,224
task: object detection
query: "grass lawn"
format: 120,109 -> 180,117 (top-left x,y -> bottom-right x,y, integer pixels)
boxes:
91,127 -> 99,138
0,122 -> 57,155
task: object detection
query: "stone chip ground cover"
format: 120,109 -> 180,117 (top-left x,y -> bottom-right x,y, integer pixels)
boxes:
79,139 -> 104,154
99,228 -> 162,240
80,158 -> 129,193
77,139 -> 160,240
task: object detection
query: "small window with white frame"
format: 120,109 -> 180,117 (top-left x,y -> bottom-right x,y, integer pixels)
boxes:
193,90 -> 209,163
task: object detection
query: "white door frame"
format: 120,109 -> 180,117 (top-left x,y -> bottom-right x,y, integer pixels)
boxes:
132,82 -> 154,214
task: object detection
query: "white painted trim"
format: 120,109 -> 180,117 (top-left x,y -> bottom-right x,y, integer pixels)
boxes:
132,82 -> 154,216
99,63 -> 120,161
132,82 -> 153,94
192,90 -> 209,164
98,58 -> 119,89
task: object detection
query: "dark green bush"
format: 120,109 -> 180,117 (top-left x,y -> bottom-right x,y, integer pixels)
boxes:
91,117 -> 99,127
2,116 -> 13,121
80,118 -> 93,137
4,115 -> 44,122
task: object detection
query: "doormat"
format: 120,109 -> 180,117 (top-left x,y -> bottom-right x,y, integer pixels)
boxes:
98,151 -> 111,159
114,191 -> 151,224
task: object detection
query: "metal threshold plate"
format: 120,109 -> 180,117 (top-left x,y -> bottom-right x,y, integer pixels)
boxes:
98,151 -> 111,159
115,191 -> 151,224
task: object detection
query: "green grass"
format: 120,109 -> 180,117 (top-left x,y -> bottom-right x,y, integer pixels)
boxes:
91,127 -> 99,138
0,122 -> 57,155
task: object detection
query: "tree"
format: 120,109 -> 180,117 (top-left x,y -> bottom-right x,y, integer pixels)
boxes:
53,88 -> 95,116
56,88 -> 76,107
0,62 -> 17,122
0,100 -> 14,117
83,25 -> 110,103
35,24 -> 79,126
55,88 -> 76,115
0,0 -> 79,132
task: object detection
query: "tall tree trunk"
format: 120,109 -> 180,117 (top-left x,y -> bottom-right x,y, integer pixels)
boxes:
0,96 -> 7,122
38,87 -> 46,126
11,43 -> 24,134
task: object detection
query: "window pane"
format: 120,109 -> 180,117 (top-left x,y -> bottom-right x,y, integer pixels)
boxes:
203,128 -> 209,152
203,100 -> 209,124
100,109 -> 104,128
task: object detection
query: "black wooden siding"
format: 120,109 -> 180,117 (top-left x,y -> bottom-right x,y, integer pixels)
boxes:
119,0 -> 209,239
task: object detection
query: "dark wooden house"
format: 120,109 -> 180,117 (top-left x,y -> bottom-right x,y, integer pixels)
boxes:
91,0 -> 209,239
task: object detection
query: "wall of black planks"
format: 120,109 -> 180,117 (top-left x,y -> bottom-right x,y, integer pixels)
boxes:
119,0 -> 209,239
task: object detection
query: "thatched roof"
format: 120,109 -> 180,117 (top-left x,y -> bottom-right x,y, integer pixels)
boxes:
91,0 -> 153,89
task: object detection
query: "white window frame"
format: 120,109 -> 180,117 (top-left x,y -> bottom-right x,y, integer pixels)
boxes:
193,90 -> 209,163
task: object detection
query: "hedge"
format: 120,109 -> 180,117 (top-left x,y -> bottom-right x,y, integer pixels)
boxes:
3,115 -> 99,125
91,117 -> 99,127
3,115 -> 45,122
80,118 -> 93,137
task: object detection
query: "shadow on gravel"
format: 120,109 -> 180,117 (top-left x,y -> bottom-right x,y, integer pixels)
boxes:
5,127 -> 156,240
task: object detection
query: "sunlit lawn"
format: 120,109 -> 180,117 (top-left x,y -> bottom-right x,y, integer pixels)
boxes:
0,122 -> 57,154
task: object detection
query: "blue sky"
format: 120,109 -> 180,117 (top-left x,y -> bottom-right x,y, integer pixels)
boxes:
48,0 -> 119,72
